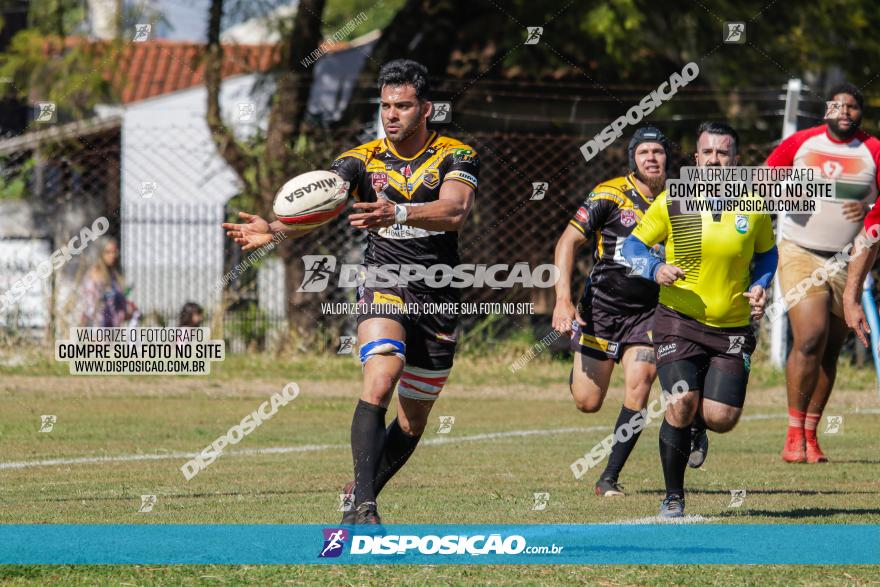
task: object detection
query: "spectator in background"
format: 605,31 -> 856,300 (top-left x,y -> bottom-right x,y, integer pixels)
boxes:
80,237 -> 136,327
178,302 -> 204,328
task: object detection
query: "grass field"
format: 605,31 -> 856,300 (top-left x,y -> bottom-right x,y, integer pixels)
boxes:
2,344 -> 880,584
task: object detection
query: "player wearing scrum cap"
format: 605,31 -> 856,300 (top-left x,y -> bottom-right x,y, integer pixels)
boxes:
222,59 -> 479,525
553,126 -> 669,497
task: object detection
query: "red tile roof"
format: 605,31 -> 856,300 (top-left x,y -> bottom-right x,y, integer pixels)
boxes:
112,40 -> 280,104
45,36 -> 366,105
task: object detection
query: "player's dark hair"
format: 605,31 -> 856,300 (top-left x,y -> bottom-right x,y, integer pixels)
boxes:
377,59 -> 430,101
828,82 -> 864,110
696,121 -> 739,155
179,302 -> 204,327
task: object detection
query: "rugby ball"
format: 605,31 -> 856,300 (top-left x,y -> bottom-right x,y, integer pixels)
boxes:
273,170 -> 349,229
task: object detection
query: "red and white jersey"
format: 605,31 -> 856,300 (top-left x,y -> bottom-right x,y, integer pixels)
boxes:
766,125 -> 880,251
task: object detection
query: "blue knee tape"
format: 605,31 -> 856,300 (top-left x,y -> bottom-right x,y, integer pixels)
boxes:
359,338 -> 406,365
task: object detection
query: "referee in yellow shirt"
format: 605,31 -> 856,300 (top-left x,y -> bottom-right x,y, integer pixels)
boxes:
622,122 -> 778,518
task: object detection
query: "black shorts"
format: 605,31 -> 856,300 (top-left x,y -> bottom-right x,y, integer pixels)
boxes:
653,304 -> 756,408
356,286 -> 458,372
571,284 -> 655,363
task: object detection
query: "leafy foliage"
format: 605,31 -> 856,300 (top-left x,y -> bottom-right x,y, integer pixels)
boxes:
492,0 -> 880,92
323,0 -> 404,38
0,0 -> 118,121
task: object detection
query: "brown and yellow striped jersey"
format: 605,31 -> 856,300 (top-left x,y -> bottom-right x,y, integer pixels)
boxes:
568,173 -> 660,313
329,132 -> 479,279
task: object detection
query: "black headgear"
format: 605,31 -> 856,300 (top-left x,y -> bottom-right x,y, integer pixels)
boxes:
628,126 -> 671,173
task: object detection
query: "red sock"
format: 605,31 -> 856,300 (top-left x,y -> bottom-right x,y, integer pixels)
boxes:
804,412 -> 821,443
787,408 -> 805,439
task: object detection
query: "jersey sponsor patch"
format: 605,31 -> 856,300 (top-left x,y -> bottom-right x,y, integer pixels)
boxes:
377,224 -> 443,239
657,342 -> 677,359
575,206 -> 589,223
452,148 -> 474,163
445,170 -> 478,188
620,209 -> 637,227
735,214 -> 749,234
578,333 -> 620,359
373,292 -> 405,307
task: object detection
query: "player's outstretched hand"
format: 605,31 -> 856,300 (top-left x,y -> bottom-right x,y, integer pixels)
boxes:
743,285 -> 768,320
654,264 -> 685,286
349,200 -> 396,229
842,201 -> 867,223
222,211 -> 274,251
843,296 -> 871,348
552,299 -> 586,334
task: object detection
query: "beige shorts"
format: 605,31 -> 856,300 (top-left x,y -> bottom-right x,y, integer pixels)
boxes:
777,238 -> 847,318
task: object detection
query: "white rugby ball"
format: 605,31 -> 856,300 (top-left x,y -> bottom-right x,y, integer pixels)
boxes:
273,170 -> 348,229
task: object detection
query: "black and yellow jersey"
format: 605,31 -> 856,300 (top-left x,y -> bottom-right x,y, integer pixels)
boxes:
329,132 -> 479,282
630,192 -> 775,328
568,173 -> 660,313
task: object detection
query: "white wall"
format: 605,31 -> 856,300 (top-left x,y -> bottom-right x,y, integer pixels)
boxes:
121,74 -> 273,316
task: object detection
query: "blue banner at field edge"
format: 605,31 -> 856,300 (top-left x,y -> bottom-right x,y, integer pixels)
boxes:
0,524 -> 877,565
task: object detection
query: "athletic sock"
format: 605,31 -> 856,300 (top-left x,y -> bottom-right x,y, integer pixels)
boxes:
600,406 -> 643,482
373,418 -> 421,495
350,400 -> 387,506
692,411 -> 707,434
804,412 -> 821,443
787,408 -> 806,441
659,419 -> 691,498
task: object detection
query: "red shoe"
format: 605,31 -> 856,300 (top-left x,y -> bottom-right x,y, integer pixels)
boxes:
781,433 -> 806,463
806,439 -> 828,463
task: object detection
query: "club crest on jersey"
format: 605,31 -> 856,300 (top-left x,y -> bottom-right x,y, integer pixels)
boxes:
371,172 -> 388,193
620,209 -> 637,227
424,169 -> 440,189
735,214 -> 749,234
821,159 -> 844,179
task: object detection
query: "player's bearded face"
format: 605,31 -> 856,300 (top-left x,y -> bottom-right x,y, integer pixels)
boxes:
825,93 -> 862,139
635,143 -> 667,191
380,84 -> 428,143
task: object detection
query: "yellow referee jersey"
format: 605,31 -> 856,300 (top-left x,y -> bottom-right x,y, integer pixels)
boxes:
630,192 -> 775,328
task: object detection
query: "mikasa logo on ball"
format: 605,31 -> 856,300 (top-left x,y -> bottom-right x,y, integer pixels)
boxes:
274,170 -> 349,228
284,177 -> 339,202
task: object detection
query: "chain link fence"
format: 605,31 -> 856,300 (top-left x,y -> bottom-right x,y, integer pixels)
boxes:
3,113 -> 875,361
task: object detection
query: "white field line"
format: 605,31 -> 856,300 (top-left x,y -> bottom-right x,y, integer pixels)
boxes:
0,426 -> 607,471
609,514 -> 713,525
3,407 -> 879,472
607,406 -> 880,526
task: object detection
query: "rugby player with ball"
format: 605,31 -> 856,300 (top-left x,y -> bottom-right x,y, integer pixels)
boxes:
222,59 -> 479,525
